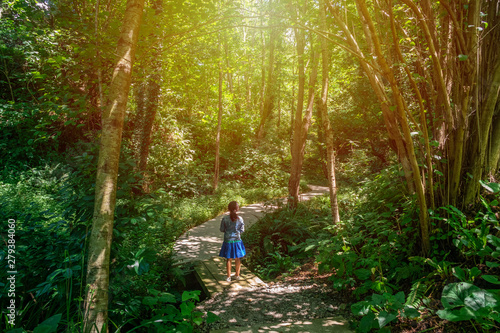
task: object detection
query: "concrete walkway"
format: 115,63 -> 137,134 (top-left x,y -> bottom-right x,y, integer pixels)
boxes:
173,185 -> 329,265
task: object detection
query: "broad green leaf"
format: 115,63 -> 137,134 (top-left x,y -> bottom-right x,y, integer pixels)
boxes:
453,267 -> 466,281
351,301 -> 371,316
486,261 -> 500,268
464,289 -> 499,310
441,282 -> 480,309
371,294 -> 385,306
378,310 -> 397,328
180,301 -> 195,317
479,180 -> 500,193
33,314 -> 62,333
207,311 -> 220,324
182,290 -> 201,302
192,311 -> 204,325
395,291 -> 405,304
437,307 -> 475,322
482,275 -> 500,285
359,312 -> 376,333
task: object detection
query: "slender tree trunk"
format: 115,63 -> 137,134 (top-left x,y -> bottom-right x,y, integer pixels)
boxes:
131,0 -> 163,193
256,17 -> 278,142
213,38 -> 223,192
319,0 -> 339,223
465,23 -> 500,201
83,0 -> 144,332
289,30 -> 319,208
356,0 -> 430,253
489,114 -> 500,175
95,0 -> 103,107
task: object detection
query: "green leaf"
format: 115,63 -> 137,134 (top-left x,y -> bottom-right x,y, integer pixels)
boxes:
159,292 -> 177,303
395,291 -> 405,304
441,282 -> 481,309
359,312 -> 377,333
378,310 -> 397,328
352,301 -> 371,316
482,275 -> 500,285
403,306 -> 420,319
191,311 -> 204,325
453,267 -> 467,281
33,314 -> 62,333
464,289 -> 499,310
479,180 -> 500,193
486,261 -> 500,268
207,311 -> 220,324
437,307 -> 475,322
371,293 -> 385,306
142,296 -> 158,306
354,268 -> 372,280
180,301 -> 195,317
458,54 -> 469,61
182,290 -> 200,302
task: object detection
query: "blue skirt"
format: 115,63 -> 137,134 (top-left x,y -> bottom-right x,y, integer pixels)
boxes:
219,241 -> 246,259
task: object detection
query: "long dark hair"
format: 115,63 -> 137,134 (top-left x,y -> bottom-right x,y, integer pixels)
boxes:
228,201 -> 239,222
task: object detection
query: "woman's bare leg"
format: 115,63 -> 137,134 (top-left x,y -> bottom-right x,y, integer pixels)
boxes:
226,258 -> 232,278
235,258 -> 241,277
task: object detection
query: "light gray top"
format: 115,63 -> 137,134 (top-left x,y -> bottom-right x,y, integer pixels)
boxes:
219,215 -> 244,243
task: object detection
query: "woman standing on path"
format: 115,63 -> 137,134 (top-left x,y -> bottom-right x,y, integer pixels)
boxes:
219,201 -> 246,282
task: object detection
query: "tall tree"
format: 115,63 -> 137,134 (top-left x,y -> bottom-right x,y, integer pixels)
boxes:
323,0 -> 500,253
83,0 -> 145,331
256,0 -> 280,142
318,0 -> 340,223
213,34 -> 223,192
288,12 -> 319,208
131,0 -> 163,192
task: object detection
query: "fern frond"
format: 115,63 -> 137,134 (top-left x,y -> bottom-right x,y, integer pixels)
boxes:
405,281 -> 427,307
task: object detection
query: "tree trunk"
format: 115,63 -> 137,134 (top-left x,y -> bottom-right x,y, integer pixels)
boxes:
256,23 -> 278,142
132,0 -> 162,188
355,0 -> 430,253
288,29 -> 319,208
213,38 -> 223,192
83,0 -> 144,332
319,0 -> 340,223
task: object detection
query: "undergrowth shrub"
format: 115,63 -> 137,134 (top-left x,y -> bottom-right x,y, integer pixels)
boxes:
244,197 -> 332,280
344,177 -> 500,332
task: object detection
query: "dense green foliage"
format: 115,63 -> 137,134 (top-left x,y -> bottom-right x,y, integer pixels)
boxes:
244,167 -> 500,332
1,0 -> 499,332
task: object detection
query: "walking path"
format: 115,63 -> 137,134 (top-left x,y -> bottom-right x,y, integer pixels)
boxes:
172,185 -> 352,332
172,185 -> 330,265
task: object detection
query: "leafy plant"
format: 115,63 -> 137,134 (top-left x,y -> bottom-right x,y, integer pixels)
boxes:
351,291 -> 420,332
436,282 -> 500,330
120,290 -> 219,332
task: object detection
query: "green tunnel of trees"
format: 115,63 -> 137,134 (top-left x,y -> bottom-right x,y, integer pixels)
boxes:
1,0 -> 500,332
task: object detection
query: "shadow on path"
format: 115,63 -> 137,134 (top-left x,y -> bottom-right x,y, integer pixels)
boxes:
172,185 -> 329,264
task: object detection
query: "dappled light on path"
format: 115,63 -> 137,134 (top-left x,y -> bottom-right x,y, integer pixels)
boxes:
172,185 -> 329,265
